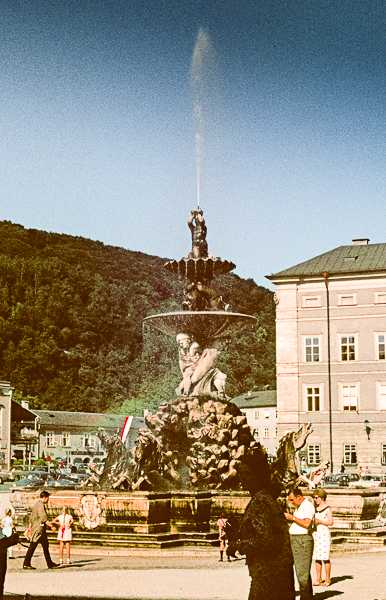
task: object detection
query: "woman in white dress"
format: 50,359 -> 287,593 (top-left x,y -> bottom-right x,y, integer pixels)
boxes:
52,506 -> 74,565
313,489 -> 333,586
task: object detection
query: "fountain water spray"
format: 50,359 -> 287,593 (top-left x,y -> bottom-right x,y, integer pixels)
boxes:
190,27 -> 215,210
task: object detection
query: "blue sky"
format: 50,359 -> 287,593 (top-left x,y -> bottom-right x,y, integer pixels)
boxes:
1,0 -> 385,288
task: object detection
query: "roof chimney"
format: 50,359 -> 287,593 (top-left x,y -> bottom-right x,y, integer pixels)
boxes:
352,239 -> 369,246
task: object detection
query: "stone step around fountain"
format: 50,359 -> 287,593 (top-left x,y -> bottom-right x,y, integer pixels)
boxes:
39,529 -> 220,549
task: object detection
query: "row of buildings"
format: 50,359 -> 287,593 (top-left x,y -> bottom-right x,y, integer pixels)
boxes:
2,239 -> 386,473
0,383 -> 144,469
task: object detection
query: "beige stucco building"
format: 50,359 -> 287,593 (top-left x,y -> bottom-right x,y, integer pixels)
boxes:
267,239 -> 386,473
232,389 -> 277,457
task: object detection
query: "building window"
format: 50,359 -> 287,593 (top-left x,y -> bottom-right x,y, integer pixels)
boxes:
378,384 -> 386,411
83,435 -> 96,448
264,427 -> 270,438
307,387 -> 320,411
46,432 -> 55,447
61,432 -> 70,447
338,294 -> 356,306
341,336 -> 356,361
344,444 -> 357,465
303,296 -> 321,308
382,444 -> 386,465
264,410 -> 270,419
342,385 -> 358,411
274,428 -> 278,438
307,444 -> 321,466
378,335 -> 386,360
305,337 -> 320,362
254,411 -> 259,419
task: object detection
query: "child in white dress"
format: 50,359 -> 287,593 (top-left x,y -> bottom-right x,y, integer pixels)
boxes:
2,510 -> 15,558
52,506 -> 74,564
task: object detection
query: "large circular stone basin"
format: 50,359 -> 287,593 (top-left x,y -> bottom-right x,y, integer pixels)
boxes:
143,311 -> 256,342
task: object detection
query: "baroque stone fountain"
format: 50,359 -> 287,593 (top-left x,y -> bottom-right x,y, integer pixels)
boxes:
86,207 -> 259,493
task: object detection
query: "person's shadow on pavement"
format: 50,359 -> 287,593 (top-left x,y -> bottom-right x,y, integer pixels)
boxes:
62,558 -> 102,568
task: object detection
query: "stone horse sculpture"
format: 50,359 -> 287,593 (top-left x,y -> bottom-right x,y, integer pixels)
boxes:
270,423 -> 329,490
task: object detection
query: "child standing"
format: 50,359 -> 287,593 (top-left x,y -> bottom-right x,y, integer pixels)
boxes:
1,510 -> 15,559
52,506 -> 74,565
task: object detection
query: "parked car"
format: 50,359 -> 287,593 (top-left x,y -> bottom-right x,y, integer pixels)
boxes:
0,469 -> 14,484
11,475 -> 55,490
11,467 -> 33,481
324,474 -> 350,487
348,474 -> 386,488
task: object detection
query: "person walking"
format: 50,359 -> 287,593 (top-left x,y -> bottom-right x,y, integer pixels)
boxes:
23,490 -> 59,570
52,506 -> 74,565
217,515 -> 228,562
1,510 -> 15,559
312,489 -> 333,587
285,488 -> 315,600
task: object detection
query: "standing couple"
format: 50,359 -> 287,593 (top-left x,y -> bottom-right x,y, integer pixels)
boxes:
285,488 -> 333,599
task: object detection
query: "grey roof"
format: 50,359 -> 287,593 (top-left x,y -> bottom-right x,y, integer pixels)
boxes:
33,410 -> 136,433
267,243 -> 386,280
232,390 -> 276,409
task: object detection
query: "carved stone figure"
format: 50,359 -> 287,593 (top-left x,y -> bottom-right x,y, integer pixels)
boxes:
188,209 -> 209,258
182,281 -> 229,311
176,333 -> 226,397
78,493 -> 105,529
270,424 -> 314,491
297,460 -> 330,490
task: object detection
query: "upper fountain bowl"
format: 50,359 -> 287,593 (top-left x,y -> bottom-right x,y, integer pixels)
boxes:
164,257 -> 236,283
143,311 -> 256,345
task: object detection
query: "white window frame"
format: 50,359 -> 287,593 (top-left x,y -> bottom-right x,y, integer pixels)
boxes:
302,295 -> 322,308
382,444 -> 386,466
376,333 -> 386,361
304,336 -> 321,363
264,410 -> 270,419
343,444 -> 357,465
338,293 -> 357,306
254,410 -> 259,419
0,408 -> 3,440
340,383 -> 360,412
46,431 -> 55,447
303,384 -> 323,412
375,292 -> 386,304
274,428 -> 278,438
377,382 -> 386,411
61,432 -> 71,447
340,334 -> 357,361
307,444 -> 321,466
83,435 -> 97,448
264,427 -> 270,438
304,385 -> 322,412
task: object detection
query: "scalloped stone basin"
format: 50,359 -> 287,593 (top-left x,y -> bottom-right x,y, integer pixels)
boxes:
164,257 -> 236,282
143,311 -> 256,344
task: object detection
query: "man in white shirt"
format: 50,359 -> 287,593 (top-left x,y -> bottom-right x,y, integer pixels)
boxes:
285,488 -> 315,600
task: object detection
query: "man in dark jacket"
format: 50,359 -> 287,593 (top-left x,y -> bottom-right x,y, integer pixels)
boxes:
23,490 -> 58,570
0,529 -> 19,600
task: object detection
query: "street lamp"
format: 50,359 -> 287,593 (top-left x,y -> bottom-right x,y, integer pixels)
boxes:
364,420 -> 372,440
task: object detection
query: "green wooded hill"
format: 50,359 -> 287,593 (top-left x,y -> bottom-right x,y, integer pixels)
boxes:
0,220 -> 276,415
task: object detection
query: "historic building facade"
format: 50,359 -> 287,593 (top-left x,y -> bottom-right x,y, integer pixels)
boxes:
232,389 -> 277,457
267,239 -> 386,473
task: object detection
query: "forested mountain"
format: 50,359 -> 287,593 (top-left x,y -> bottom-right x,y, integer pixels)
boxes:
0,221 -> 276,415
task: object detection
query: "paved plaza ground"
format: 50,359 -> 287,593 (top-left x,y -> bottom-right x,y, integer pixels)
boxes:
2,545 -> 386,600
